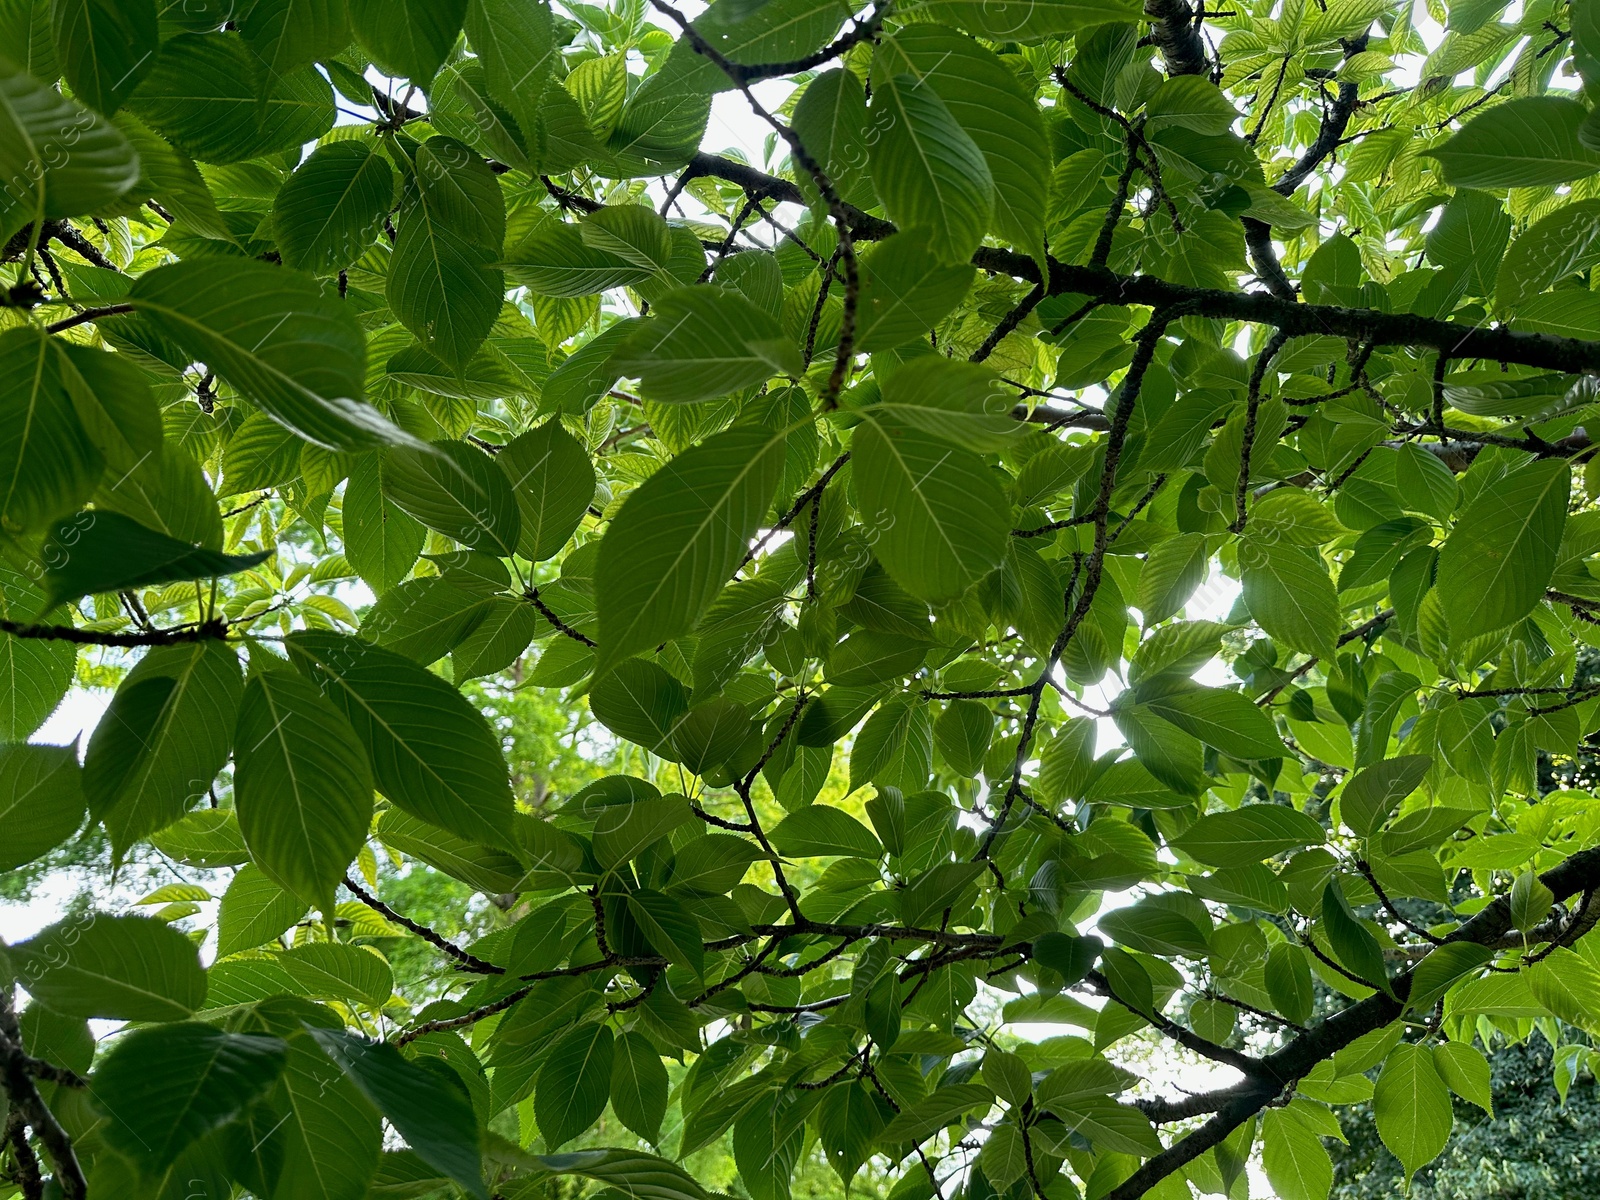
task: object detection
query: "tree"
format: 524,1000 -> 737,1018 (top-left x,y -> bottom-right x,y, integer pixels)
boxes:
7,0 -> 1600,1197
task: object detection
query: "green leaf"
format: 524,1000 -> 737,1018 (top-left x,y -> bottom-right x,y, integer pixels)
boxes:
505,218 -> 660,297
381,440 -> 521,557
241,0 -> 351,78
0,564 -> 74,743
1321,878 -> 1390,995
1510,868 -> 1555,932
52,0 -> 156,114
817,1082 -> 891,1187
131,258 -> 416,453
344,453 -> 426,593
935,699 -> 993,776
39,510 -> 270,610
388,136 -> 506,369
880,1083 -> 993,1144
84,640 -> 242,855
1374,1042 -> 1453,1182
1141,684 -> 1284,759
867,72 -> 993,264
627,888 -> 704,975
0,328 -> 102,535
1433,1041 -> 1492,1114
915,0 -> 1142,39
537,1021 -> 615,1149
128,33 -> 333,164
1262,1104 -> 1333,1200
350,0 -> 466,81
1437,458 -> 1568,641
612,287 -> 801,403
769,804 -> 883,858
1339,754 -> 1432,838
1032,932 -> 1101,985
611,1029 -> 670,1144
1145,75 -> 1241,135
1240,541 -> 1341,656
855,231 -> 977,352
1266,943 -> 1314,1025
286,630 -> 514,845
235,669 -> 374,912
1427,97 -> 1600,188
8,912 -> 206,1021
364,576 -> 495,664
464,0 -> 555,141
217,864 -> 308,956
500,420 -> 596,561
1172,805 -> 1326,868
281,942 -> 394,1006
1494,199 -> 1600,311
876,26 -> 1049,256
853,413 -> 1010,603
94,1022 -> 287,1171
310,1027 -> 487,1199
594,424 -> 787,672
521,1148 -> 708,1200
1406,942 -> 1493,1012
0,44 -> 140,232
790,68 -> 872,208
0,743 -> 83,872
273,140 -> 396,274
274,1028 -> 383,1200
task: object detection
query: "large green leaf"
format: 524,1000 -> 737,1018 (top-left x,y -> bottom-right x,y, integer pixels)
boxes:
610,1029 -> 670,1144
1374,1043 -> 1453,1182
127,32 -> 334,163
84,640 -> 242,856
915,0 -> 1141,38
217,864 -> 309,956
344,453 -> 426,593
852,413 -> 1010,603
499,421 -> 595,561
310,1027 -> 487,1199
854,231 -> 977,352
130,259 -> 416,453
93,1022 -> 287,1171
381,440 -> 521,557
235,669 -> 374,912
536,1022 -> 614,1149
876,25 -> 1049,257
52,0 -> 158,115
273,1029 -> 384,1200
612,287 -> 802,403
1172,805 -> 1326,867
0,327 -> 102,534
867,72 -> 993,264
285,630 -> 514,844
594,424 -> 787,672
272,139 -> 396,274
1437,458 -> 1568,641
388,136 -> 505,369
8,912 -> 206,1020
463,0 -> 555,143
0,743 -> 83,872
349,0 -> 467,81
0,50 -> 140,235
1427,97 -> 1600,188
1240,541 -> 1341,656
38,509 -> 271,610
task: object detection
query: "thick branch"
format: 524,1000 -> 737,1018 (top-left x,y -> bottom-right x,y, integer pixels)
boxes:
0,617 -> 229,647
1145,0 -> 1210,77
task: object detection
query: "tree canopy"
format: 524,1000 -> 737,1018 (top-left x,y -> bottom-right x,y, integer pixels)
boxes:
7,0 -> 1600,1198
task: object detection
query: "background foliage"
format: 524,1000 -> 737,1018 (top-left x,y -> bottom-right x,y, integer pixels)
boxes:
8,0 -> 1600,1198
